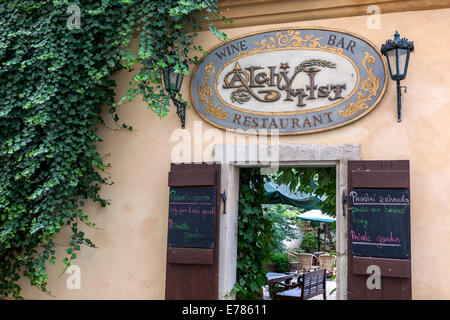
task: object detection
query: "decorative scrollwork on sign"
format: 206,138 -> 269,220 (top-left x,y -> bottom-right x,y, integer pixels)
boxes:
230,88 -> 251,104
239,30 -> 344,56
198,61 -> 229,120
339,52 -> 380,118
294,59 -> 336,73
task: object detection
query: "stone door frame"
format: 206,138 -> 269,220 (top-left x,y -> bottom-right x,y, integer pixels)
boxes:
214,143 -> 361,300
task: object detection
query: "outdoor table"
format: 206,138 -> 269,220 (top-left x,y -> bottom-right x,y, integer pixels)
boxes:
266,272 -> 297,285
265,272 -> 305,300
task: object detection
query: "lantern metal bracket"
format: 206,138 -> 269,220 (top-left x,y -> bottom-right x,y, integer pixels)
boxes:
171,95 -> 186,129
161,61 -> 189,129
396,81 -> 409,122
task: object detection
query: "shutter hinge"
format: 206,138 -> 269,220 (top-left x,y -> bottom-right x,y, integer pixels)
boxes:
342,190 -> 348,217
220,191 -> 227,214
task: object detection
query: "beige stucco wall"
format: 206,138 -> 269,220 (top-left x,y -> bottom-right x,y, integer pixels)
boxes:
20,8 -> 450,300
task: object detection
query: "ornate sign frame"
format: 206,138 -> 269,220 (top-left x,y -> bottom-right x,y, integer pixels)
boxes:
190,27 -> 388,135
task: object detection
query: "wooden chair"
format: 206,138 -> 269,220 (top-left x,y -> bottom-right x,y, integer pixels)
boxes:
318,254 -> 336,277
275,269 -> 327,300
296,253 -> 315,272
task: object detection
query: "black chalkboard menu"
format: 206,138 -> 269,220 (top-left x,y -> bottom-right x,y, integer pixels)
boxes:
167,186 -> 216,249
349,188 -> 410,259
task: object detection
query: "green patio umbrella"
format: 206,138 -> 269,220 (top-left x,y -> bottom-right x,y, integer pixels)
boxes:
297,210 -> 335,251
297,209 -> 335,223
264,181 -> 321,210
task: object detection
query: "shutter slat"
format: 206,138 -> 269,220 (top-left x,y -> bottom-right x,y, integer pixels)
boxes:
167,248 -> 214,265
352,257 -> 411,278
351,171 -> 410,188
168,170 -> 217,186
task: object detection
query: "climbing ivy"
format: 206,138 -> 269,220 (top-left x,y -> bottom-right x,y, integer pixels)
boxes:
0,0 -> 226,299
233,168 -> 271,299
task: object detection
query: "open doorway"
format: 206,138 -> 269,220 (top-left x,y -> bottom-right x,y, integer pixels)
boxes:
234,166 -> 337,300
216,143 -> 360,300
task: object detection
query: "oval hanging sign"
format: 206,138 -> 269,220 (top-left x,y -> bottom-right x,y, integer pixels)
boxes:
190,28 -> 388,135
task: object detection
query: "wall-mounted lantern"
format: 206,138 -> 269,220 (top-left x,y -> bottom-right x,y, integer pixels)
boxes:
162,62 -> 188,128
380,31 -> 414,122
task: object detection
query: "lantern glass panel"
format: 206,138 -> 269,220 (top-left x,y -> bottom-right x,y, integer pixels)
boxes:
169,70 -> 178,92
176,73 -> 184,92
398,48 -> 408,77
162,67 -> 170,92
386,49 -> 397,78
162,62 -> 187,94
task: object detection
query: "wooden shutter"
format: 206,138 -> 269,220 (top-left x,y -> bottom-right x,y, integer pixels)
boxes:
165,163 -> 221,300
347,160 -> 412,300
